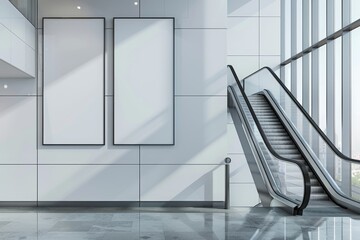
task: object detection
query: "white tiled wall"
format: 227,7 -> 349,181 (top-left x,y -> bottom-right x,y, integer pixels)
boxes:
0,97 -> 37,164
227,0 -> 281,207
0,0 -> 282,206
38,165 -> 139,201
228,17 -> 259,55
0,166 -> 37,201
141,97 -> 227,165
141,165 -> 225,201
175,29 -> 227,96
38,97 -> 140,165
0,0 -> 227,203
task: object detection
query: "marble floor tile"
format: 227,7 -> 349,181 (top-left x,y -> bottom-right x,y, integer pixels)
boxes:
0,207 -> 358,239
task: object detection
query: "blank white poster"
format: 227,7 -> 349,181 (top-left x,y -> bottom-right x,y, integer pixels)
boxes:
114,18 -> 174,145
43,18 -> 105,145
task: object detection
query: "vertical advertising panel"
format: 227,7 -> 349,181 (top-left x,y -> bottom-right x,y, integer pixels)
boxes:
43,18 -> 105,145
114,18 -> 174,145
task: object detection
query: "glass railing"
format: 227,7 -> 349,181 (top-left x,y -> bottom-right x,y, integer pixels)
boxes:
238,66 -> 360,209
228,66 -> 311,214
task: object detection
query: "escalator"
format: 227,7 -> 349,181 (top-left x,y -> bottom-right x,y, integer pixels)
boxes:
228,65 -> 360,215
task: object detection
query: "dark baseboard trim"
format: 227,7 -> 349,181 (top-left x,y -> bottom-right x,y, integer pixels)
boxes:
37,201 -> 139,207
140,201 -> 225,209
0,201 -> 225,209
0,202 -> 37,207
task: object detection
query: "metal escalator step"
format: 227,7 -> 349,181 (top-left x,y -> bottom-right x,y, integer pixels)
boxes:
262,127 -> 285,131
256,114 -> 278,117
265,132 -> 289,136
253,111 -> 275,114
280,154 -> 303,158
310,193 -> 329,201
257,118 -> 280,122
270,140 -> 295,144
257,119 -> 279,122
286,178 -> 320,186
311,186 -> 326,194
253,108 -> 273,111
266,137 -> 292,142
275,149 -> 301,155
258,120 -> 282,124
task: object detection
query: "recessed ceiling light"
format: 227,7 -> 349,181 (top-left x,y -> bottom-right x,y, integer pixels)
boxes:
77,6 -> 81,9
3,84 -> 8,89
134,2 -> 138,5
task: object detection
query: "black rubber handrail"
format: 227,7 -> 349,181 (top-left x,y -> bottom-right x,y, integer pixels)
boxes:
241,65 -> 360,164
228,66 -> 311,213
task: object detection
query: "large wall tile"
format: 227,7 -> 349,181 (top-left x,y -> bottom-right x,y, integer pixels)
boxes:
227,124 -> 244,154
228,0 -> 259,17
227,17 -> 259,55
38,0 -> 139,28
38,165 -> 139,201
0,97 -> 36,164
0,165 -> 37,201
260,17 -> 280,55
260,0 -> 280,17
140,0 -> 226,29
230,183 -> 259,207
227,56 -> 259,80
141,97 -> 227,164
176,29 -> 226,96
228,154 -> 254,183
141,165 -> 225,201
39,97 -> 139,164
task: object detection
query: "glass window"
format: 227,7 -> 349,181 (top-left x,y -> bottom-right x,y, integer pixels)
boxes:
296,0 -> 303,53
334,37 -> 342,152
334,37 -> 342,182
302,52 -> 312,114
319,45 -> 327,132
284,0 -> 292,60
318,0 -> 327,40
351,28 -> 360,159
334,0 -> 342,32
351,0 -> 360,23
296,58 -> 303,104
303,0 -> 312,49
285,63 -> 292,90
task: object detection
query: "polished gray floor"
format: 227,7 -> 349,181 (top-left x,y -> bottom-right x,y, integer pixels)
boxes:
0,207 -> 359,239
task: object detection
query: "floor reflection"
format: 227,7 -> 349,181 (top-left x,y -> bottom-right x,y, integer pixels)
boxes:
0,207 -> 358,239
